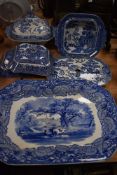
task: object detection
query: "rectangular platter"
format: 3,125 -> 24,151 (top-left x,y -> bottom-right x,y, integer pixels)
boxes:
0,80 -> 117,165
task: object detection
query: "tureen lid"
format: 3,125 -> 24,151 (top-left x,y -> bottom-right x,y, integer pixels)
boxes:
5,12 -> 53,42
55,13 -> 106,58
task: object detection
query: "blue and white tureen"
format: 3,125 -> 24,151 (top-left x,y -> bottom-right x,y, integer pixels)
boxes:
49,13 -> 111,85
5,13 -> 53,42
1,43 -> 53,76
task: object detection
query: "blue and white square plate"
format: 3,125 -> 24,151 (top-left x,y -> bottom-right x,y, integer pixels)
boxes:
54,13 -> 106,58
0,80 -> 117,165
5,13 -> 53,43
1,43 -> 53,76
48,56 -> 111,86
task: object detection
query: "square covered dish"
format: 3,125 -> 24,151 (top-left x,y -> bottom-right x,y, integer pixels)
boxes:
49,13 -> 111,85
1,43 -> 53,76
5,13 -> 53,42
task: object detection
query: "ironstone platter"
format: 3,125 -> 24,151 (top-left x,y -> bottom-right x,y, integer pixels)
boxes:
0,80 -> 117,165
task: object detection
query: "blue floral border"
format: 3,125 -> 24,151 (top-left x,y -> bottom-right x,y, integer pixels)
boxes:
0,80 -> 117,165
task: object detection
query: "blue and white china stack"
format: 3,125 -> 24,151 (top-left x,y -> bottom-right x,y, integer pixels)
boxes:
0,12 -> 117,165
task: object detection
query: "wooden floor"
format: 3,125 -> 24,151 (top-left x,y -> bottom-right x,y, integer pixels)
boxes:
98,39 -> 117,104
0,27 -> 117,162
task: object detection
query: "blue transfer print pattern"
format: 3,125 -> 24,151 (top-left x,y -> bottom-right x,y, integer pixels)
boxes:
64,20 -> 97,54
55,13 -> 106,57
49,57 -> 111,86
5,13 -> 53,42
15,98 -> 95,144
1,43 -> 53,76
0,80 -> 117,165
